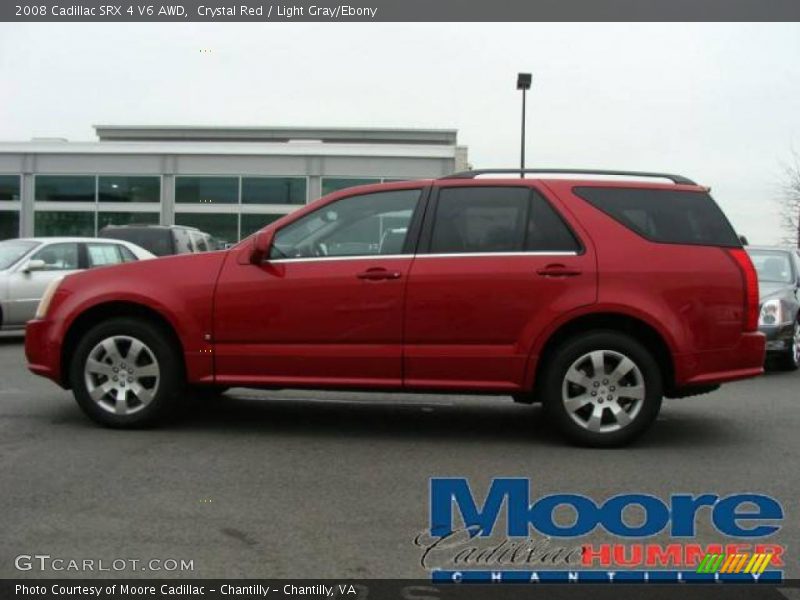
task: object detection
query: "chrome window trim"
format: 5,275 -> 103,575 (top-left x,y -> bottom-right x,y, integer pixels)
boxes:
270,254 -> 408,263
268,251 -> 578,264
416,251 -> 578,259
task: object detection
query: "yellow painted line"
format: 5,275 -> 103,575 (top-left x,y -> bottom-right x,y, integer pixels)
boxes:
758,553 -> 773,574
744,554 -> 762,574
734,554 -> 749,573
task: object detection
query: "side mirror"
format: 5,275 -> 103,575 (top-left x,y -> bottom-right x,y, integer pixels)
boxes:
739,235 -> 749,246
250,229 -> 275,264
23,259 -> 46,273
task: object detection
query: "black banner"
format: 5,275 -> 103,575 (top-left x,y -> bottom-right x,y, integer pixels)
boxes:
3,580 -> 800,600
3,0 -> 800,22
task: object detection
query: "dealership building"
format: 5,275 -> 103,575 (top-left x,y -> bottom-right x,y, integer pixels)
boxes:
0,125 -> 467,243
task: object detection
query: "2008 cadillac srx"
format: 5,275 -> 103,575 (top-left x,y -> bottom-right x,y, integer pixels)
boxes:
25,169 -> 766,446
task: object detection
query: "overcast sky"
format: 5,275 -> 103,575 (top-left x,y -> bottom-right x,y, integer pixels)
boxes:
1,22 -> 798,243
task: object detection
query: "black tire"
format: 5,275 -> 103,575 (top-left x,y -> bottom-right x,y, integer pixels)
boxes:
541,330 -> 663,447
512,392 -> 536,404
189,386 -> 230,402
776,322 -> 800,372
69,317 -> 184,428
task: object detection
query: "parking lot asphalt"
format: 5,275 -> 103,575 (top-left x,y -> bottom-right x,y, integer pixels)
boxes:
0,331 -> 798,580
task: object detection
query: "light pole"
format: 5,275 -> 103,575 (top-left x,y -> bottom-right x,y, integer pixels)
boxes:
517,73 -> 532,178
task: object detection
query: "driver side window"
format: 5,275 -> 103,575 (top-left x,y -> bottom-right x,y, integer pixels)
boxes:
271,189 -> 421,259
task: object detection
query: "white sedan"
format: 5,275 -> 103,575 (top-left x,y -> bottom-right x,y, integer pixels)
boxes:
0,237 -> 155,330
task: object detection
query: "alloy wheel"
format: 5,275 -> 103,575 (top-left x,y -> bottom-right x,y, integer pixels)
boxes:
84,335 -> 160,416
561,349 -> 645,434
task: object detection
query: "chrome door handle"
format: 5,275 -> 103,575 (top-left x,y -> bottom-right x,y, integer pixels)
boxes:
536,264 -> 582,277
356,268 -> 402,281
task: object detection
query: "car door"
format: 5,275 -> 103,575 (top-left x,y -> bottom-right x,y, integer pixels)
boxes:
213,186 -> 426,387
5,242 -> 80,326
403,183 -> 597,392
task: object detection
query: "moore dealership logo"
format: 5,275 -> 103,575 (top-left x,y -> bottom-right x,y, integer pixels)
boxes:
415,478 -> 785,583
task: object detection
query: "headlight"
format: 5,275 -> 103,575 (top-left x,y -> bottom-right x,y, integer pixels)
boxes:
35,277 -> 64,320
758,298 -> 784,326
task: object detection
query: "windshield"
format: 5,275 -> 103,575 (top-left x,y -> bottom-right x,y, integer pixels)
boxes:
0,240 -> 38,270
748,250 -> 795,284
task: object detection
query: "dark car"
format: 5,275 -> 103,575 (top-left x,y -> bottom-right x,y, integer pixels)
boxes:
98,224 -> 216,257
747,246 -> 800,370
26,169 -> 766,446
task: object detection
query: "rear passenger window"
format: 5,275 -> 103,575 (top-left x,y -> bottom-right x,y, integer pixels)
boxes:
430,187 -> 580,254
574,187 -> 741,247
86,243 -> 123,267
430,187 -> 528,254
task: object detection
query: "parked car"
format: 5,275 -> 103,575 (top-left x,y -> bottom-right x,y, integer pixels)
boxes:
746,246 -> 800,370
0,237 -> 154,330
98,224 -> 216,257
25,169 -> 766,446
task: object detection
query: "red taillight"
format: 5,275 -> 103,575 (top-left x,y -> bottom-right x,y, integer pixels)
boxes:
727,248 -> 760,332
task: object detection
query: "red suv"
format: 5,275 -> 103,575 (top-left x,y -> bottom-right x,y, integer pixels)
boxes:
25,169 -> 765,446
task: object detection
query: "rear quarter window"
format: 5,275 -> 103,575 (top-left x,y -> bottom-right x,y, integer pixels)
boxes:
173,229 -> 194,254
574,187 -> 741,247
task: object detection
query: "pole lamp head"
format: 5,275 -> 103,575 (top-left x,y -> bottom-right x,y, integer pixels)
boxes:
517,72 -> 532,91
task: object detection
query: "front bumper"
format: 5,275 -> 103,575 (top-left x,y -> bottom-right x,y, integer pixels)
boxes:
758,323 -> 795,353
25,318 -> 65,387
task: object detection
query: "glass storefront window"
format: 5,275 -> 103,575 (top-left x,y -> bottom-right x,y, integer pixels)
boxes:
34,211 -> 95,237
322,178 -> 381,196
175,213 -> 238,245
35,176 -> 95,202
0,211 -> 20,240
241,177 -> 306,205
0,176 -> 21,201
240,213 -> 283,238
97,212 -> 160,229
175,177 -> 238,204
98,176 -> 160,203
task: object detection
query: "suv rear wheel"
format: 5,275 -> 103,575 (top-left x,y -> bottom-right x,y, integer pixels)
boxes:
70,317 -> 184,427
542,331 -> 662,447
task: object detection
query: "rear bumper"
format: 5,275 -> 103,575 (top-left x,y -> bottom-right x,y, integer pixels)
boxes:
25,318 -> 65,387
676,332 -> 766,386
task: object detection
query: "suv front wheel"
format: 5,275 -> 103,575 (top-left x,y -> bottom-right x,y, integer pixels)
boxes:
542,331 -> 663,447
777,321 -> 800,371
70,317 -> 184,428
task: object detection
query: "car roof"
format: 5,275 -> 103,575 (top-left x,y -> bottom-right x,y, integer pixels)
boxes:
99,224 -> 201,231
320,178 -> 706,202
13,237 -> 145,244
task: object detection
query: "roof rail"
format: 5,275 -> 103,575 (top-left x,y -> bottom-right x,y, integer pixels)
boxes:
440,168 -> 697,185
